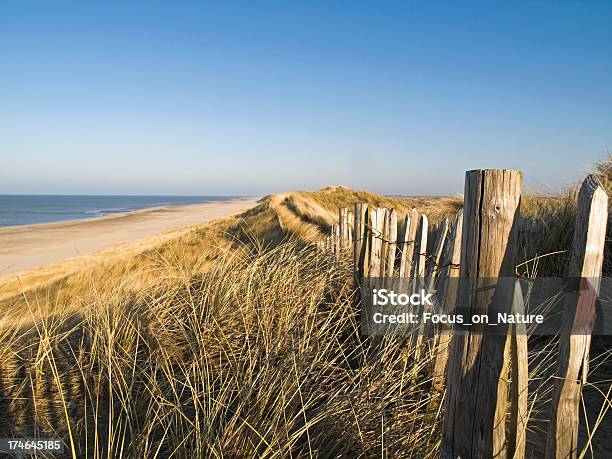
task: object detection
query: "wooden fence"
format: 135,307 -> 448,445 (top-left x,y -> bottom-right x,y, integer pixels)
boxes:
317,169 -> 608,459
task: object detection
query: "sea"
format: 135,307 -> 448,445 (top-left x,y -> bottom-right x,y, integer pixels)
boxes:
0,195 -> 242,227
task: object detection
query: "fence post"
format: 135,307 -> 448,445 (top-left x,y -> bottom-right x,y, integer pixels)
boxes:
353,203 -> 368,279
508,281 -> 528,459
545,175 -> 608,459
432,210 -> 463,391
383,209 -> 398,277
414,214 -> 428,278
333,223 -> 340,258
423,215 -> 450,347
411,213 -> 429,361
399,208 -> 419,278
380,209 -> 390,277
368,208 -> 386,277
339,208 -> 348,248
441,169 -> 522,459
426,217 -> 449,283
398,214 -> 410,277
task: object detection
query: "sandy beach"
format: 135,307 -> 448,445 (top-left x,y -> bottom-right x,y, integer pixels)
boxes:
0,197 -> 259,277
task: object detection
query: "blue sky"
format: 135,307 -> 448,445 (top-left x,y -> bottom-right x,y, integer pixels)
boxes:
1,1 -> 611,196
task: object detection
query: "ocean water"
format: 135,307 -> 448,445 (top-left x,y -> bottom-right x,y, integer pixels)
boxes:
0,195 -> 242,227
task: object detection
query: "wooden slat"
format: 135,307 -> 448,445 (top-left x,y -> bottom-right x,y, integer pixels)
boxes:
398,214 -> 410,277
380,208 -> 390,277
400,208 -> 419,278
411,213 -> 430,362
414,213 -> 428,278
384,209 -> 398,277
432,210 -> 463,391
426,217 -> 449,279
508,280 -> 528,459
333,223 -> 340,258
441,169 -> 522,459
368,208 -> 385,277
353,203 -> 367,279
348,210 -> 353,249
545,175 -> 608,459
339,208 -> 348,248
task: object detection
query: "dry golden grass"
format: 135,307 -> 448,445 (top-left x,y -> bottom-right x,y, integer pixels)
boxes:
518,156 -> 612,277
0,176 -> 610,457
0,240 -> 449,457
2,239 -> 609,457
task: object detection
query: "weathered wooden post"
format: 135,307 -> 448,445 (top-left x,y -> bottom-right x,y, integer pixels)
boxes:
441,169 -> 522,459
339,208 -> 348,249
508,281 -> 528,459
348,210 -> 354,250
411,213 -> 430,361
353,203 -> 368,279
398,214 -> 410,277
368,208 -> 386,277
333,223 -> 340,258
414,214 -> 428,278
426,218 -> 449,279
380,209 -> 390,277
420,213 -> 449,350
399,208 -> 418,278
545,175 -> 608,459
432,210 -> 463,391
383,209 -> 398,277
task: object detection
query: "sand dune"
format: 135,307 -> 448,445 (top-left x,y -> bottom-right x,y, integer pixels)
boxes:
0,198 -> 259,277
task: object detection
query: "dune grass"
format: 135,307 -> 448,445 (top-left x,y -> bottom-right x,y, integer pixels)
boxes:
518,157 -> 612,277
2,235 -> 609,457
0,239 -> 450,457
0,164 -> 611,457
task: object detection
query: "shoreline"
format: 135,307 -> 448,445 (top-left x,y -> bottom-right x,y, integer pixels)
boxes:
0,197 -> 259,277
0,196 -> 254,232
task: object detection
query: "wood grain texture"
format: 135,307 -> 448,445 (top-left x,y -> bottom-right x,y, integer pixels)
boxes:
333,223 -> 340,258
400,208 -> 419,278
398,214 -> 411,278
380,208 -> 390,277
545,175 -> 608,459
414,214 -> 428,278
353,203 -> 367,279
368,208 -> 385,277
384,209 -> 398,277
426,217 -> 449,278
432,210 -> 463,391
441,169 -> 522,459
411,213 -> 430,362
339,207 -> 349,249
508,281 -> 528,459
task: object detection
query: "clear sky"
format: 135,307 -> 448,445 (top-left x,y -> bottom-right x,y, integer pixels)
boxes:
1,1 -> 611,196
